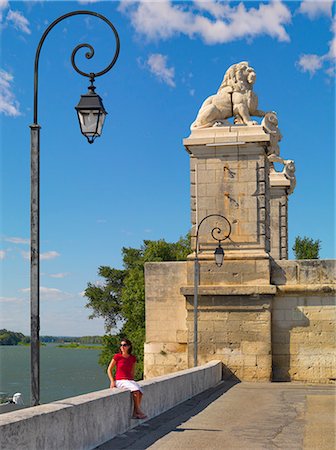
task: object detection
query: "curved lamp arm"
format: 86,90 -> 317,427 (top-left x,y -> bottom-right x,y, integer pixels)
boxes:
195,213 -> 232,258
33,10 -> 120,125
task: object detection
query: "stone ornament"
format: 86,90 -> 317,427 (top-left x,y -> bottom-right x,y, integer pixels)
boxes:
261,111 -> 282,157
191,61 -> 265,129
269,154 -> 297,195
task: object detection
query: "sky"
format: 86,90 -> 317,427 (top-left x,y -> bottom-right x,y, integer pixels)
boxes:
0,0 -> 335,336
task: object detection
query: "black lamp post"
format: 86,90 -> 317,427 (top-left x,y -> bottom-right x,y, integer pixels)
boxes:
30,10 -> 120,406
193,214 -> 231,367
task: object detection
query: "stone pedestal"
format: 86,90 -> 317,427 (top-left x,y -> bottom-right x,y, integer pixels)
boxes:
184,125 -> 272,262
181,125 -> 276,380
269,169 -> 291,260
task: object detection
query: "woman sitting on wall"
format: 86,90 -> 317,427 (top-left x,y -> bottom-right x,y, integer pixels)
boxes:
107,338 -> 147,419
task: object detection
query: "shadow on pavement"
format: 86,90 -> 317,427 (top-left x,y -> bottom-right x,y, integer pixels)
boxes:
95,378 -> 240,450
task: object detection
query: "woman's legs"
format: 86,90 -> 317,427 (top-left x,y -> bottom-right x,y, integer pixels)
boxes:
132,390 -> 146,418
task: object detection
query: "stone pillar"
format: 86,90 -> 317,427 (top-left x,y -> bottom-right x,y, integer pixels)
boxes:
182,125 -> 276,381
184,124 -> 272,263
269,169 -> 291,260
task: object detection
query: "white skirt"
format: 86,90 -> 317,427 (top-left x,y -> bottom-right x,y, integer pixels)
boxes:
116,379 -> 143,393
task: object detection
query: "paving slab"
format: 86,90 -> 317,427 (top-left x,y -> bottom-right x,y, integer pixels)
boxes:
95,381 -> 335,450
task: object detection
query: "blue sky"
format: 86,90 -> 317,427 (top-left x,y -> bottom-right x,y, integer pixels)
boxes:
0,0 -> 335,336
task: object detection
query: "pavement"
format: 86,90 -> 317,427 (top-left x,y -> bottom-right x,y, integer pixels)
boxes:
95,380 -> 336,450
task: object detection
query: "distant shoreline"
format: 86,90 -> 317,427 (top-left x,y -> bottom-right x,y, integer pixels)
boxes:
0,330 -> 103,346
57,343 -> 103,350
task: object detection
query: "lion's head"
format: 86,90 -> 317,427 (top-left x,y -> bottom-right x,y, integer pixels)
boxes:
283,160 -> 296,178
219,61 -> 256,92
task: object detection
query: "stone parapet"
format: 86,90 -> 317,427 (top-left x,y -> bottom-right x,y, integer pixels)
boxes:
0,362 -> 222,450
271,259 -> 336,285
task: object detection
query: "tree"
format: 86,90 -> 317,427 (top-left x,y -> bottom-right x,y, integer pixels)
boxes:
84,235 -> 191,379
292,236 -> 321,259
0,329 -> 27,345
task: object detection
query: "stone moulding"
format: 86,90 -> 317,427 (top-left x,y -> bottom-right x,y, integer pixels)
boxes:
275,284 -> 336,294
180,285 -> 277,296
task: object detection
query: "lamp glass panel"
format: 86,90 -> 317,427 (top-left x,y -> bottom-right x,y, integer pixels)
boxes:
78,110 -> 101,136
96,111 -> 106,136
214,247 -> 224,267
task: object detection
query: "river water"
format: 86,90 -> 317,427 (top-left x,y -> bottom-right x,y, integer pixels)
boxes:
0,344 -> 109,407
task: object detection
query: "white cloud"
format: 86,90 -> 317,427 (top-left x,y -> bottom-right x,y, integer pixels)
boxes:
0,250 -> 6,259
0,296 -> 23,304
20,286 -> 71,301
41,250 -> 60,260
298,1 -> 333,19
146,53 -> 176,87
21,250 -> 60,260
119,1 -> 291,44
296,15 -> 335,77
48,272 -> 69,279
77,0 -> 99,4
6,9 -> 31,34
0,0 -> 9,22
5,236 -> 29,244
0,69 -> 21,117
193,0 -> 231,19
297,53 -> 325,75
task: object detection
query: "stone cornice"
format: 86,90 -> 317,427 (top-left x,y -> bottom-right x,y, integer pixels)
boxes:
180,284 -> 336,296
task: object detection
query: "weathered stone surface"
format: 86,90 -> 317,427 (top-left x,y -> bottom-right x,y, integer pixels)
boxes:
144,70 -> 334,384
145,259 -> 335,383
144,262 -> 188,378
272,290 -> 336,383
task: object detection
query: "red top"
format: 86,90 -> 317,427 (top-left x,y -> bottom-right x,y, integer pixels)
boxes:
113,353 -> 136,380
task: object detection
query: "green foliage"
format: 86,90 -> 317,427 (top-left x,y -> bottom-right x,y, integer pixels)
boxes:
40,336 -> 103,344
85,234 -> 191,380
292,236 -> 321,260
0,329 -> 27,345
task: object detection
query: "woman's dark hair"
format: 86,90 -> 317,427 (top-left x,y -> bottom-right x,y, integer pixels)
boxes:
120,338 -> 132,355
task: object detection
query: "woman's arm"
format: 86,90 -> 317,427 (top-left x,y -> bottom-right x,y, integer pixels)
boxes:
131,361 -> 136,380
107,358 -> 117,388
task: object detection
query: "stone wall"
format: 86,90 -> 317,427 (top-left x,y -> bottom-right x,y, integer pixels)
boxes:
271,259 -> 336,383
144,262 -> 188,379
144,105 -> 334,384
184,295 -> 272,381
144,260 -> 336,383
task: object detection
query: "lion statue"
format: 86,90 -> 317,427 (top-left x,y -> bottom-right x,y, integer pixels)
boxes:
269,155 -> 296,195
191,61 -> 265,129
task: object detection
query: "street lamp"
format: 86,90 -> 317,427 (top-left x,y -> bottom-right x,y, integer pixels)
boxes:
75,77 -> 108,144
193,214 -> 231,367
30,10 -> 120,406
